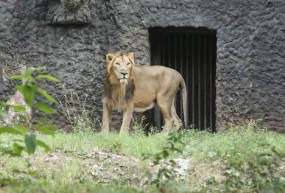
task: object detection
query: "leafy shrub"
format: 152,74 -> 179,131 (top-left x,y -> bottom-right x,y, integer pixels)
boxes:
0,67 -> 59,156
142,132 -> 185,189
199,121 -> 285,193
223,144 -> 285,193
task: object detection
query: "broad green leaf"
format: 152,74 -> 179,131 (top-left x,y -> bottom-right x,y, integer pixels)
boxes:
2,149 -> 18,156
15,85 -> 24,95
13,143 -> 25,155
18,115 -> 28,121
2,143 -> 24,156
36,103 -> 56,114
37,74 -> 60,82
15,124 -> 28,134
162,150 -> 169,159
34,118 -> 59,130
37,140 -> 51,152
25,132 -> 37,154
0,127 -> 23,135
10,75 -> 27,79
37,88 -> 57,103
34,125 -> 55,137
24,67 -> 37,76
36,67 -> 46,72
11,105 -> 26,113
0,101 -> 9,106
23,84 -> 37,108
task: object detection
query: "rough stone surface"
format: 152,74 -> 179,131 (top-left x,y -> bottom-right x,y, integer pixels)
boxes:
0,0 -> 285,132
48,0 -> 91,25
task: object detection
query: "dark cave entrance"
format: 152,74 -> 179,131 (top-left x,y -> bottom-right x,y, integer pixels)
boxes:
146,27 -> 217,132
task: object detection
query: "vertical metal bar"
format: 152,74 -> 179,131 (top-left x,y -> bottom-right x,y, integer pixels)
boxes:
160,33 -> 164,65
211,35 -> 215,132
168,34 -> 171,68
173,34 -> 177,69
198,35 -> 201,129
175,34 -> 179,117
191,36 -> 195,127
213,35 -> 216,132
209,36 -> 212,131
153,32 -> 161,130
180,34 -> 183,119
186,34 -> 189,128
204,36 -> 207,130
157,34 -> 161,65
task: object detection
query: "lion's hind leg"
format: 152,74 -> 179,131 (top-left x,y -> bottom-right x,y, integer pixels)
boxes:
157,97 -> 174,135
171,97 -> 182,131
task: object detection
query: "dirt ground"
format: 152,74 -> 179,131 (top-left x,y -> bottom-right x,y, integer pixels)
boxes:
27,149 -> 225,191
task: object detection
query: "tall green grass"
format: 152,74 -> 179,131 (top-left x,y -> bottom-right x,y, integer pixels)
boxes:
37,131 -> 167,157
1,120 -> 285,192
181,121 -> 285,161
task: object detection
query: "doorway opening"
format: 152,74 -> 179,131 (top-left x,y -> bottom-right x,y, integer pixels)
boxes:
146,27 -> 217,132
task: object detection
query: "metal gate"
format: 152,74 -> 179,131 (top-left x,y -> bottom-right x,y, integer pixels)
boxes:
147,27 -> 217,132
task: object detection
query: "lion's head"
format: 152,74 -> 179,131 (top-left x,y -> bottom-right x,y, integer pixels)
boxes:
106,51 -> 135,85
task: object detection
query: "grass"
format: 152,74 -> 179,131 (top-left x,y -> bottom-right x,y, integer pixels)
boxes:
1,120 -> 285,192
40,130 -> 167,157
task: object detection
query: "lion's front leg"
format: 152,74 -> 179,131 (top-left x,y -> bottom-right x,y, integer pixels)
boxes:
119,104 -> 134,135
102,102 -> 112,133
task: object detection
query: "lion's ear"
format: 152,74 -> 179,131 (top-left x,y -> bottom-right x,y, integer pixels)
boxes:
128,52 -> 135,65
106,54 -> 115,64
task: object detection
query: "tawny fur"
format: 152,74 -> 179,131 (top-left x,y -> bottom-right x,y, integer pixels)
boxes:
102,51 -> 187,135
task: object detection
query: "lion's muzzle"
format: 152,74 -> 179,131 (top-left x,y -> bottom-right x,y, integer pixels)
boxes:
119,72 -> 128,84
121,73 -> 127,76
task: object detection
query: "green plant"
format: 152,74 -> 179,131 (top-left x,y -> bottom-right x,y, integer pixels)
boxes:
59,92 -> 97,133
0,67 -> 59,156
200,141 -> 285,193
1,121 -> 285,192
131,116 -> 148,137
222,144 -> 285,193
142,132 -> 185,189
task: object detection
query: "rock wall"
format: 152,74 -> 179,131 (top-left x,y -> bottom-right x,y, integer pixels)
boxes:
1,0 -> 285,132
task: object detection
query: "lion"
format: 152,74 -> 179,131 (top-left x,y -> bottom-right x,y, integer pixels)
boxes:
102,51 -> 188,135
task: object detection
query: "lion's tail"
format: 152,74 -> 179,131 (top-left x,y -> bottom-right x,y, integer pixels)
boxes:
180,77 -> 188,129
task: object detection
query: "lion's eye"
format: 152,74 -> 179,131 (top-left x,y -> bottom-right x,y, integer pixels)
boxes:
115,62 -> 120,66
127,63 -> 131,66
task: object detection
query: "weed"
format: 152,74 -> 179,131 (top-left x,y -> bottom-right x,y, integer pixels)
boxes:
142,132 -> 185,189
59,92 -> 98,133
131,116 -> 148,137
222,144 -> 285,193
199,120 -> 285,193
